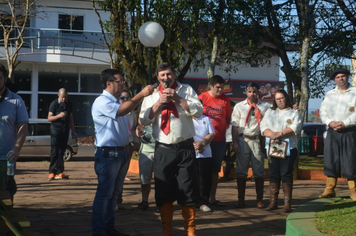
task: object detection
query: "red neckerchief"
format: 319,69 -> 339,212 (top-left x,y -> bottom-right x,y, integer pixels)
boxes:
245,99 -> 262,126
159,82 -> 179,135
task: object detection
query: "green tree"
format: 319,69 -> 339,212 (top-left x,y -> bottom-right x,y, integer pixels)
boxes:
92,0 -> 205,92
0,0 -> 35,80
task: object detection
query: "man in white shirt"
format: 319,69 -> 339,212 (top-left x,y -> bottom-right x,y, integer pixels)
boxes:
319,68 -> 356,201
231,82 -> 270,208
140,62 -> 203,236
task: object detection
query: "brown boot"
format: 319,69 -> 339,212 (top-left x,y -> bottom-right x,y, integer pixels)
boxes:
282,182 -> 293,213
347,179 -> 356,201
319,176 -> 337,198
181,205 -> 196,236
266,182 -> 279,211
234,178 -> 246,208
160,202 -> 173,236
255,178 -> 264,208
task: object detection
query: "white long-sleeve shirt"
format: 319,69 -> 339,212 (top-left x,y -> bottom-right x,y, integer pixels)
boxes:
231,99 -> 270,136
139,81 -> 203,144
320,84 -> 356,127
260,107 -> 302,149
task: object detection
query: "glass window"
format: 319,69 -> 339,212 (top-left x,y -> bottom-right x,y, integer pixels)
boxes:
39,72 -> 78,92
58,14 -> 83,34
18,94 -> 31,117
80,73 -> 102,93
36,123 -> 50,136
14,71 -> 32,91
38,94 -> 57,119
27,124 -> 35,136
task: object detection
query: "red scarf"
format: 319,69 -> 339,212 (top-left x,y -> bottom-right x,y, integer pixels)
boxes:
245,99 -> 262,126
159,82 -> 179,135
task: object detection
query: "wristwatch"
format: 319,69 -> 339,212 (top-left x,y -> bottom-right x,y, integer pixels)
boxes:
202,141 -> 206,147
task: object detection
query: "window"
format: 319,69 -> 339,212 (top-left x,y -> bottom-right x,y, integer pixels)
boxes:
38,72 -> 78,92
36,124 -> 51,136
58,14 -> 83,34
80,73 -> 102,93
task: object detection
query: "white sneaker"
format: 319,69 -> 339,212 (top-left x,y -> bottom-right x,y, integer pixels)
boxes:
200,205 -> 211,212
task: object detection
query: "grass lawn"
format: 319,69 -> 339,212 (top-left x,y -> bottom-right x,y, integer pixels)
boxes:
315,199 -> 356,236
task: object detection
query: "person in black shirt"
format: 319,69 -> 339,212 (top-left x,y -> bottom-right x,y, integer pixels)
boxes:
47,88 -> 76,181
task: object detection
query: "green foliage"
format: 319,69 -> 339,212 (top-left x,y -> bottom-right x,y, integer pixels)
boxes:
92,0 -> 356,99
315,199 -> 356,236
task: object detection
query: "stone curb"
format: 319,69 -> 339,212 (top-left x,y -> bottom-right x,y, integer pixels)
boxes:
285,194 -> 349,236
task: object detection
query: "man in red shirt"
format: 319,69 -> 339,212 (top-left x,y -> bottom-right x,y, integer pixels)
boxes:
199,75 -> 231,206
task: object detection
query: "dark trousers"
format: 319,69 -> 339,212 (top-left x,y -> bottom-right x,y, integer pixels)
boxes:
154,141 -> 199,207
196,158 -> 213,206
117,144 -> 134,205
268,148 -> 297,183
324,127 -> 356,179
49,128 -> 69,174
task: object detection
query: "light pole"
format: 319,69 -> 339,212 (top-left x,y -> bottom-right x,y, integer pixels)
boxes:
138,21 -> 165,84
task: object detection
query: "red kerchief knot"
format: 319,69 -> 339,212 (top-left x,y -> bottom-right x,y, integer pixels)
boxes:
245,99 -> 262,126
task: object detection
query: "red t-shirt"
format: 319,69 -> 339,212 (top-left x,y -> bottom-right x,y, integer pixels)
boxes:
199,92 -> 231,142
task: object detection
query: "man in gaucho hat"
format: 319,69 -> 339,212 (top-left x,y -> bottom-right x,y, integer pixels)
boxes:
319,68 -> 356,201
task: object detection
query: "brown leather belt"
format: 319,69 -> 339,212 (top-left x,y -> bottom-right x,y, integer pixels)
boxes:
241,134 -> 260,140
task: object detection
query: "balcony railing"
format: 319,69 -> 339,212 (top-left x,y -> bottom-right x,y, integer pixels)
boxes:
0,28 -> 109,50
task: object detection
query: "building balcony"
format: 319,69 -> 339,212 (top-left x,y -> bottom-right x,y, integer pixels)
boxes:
0,28 -> 111,64
1,28 -> 108,50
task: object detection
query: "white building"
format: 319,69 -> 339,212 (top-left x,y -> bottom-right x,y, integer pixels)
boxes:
0,0 -> 280,137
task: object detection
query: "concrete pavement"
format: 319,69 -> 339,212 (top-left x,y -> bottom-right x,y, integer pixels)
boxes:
12,146 -> 349,236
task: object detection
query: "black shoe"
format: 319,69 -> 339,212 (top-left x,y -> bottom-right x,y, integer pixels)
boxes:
137,201 -> 149,210
105,229 -> 129,236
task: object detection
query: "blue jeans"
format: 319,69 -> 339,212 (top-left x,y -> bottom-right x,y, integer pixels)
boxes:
91,148 -> 130,234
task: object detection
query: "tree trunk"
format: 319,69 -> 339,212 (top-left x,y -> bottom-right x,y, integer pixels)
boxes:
207,36 -> 218,80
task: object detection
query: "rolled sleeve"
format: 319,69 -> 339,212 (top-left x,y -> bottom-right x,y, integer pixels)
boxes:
184,86 -> 203,118
289,111 -> 302,134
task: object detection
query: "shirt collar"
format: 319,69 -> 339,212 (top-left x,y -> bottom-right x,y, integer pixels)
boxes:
102,90 -> 119,102
332,83 -> 353,93
243,98 -> 261,105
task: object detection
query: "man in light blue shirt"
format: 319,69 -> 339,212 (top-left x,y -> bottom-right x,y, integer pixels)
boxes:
0,64 -> 29,201
91,68 -> 154,236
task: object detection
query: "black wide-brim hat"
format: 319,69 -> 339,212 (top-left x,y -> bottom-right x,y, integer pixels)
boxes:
330,68 -> 350,80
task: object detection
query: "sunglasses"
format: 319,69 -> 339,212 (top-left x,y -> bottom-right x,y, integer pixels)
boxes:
251,107 -> 255,116
119,96 -> 129,101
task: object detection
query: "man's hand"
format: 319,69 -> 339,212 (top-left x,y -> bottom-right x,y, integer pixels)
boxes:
140,85 -> 155,97
329,121 -> 345,131
7,149 -> 19,163
159,87 -> 176,105
233,141 -> 240,154
59,112 -> 67,118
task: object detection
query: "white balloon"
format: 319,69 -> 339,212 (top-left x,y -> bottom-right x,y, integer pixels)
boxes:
138,21 -> 165,47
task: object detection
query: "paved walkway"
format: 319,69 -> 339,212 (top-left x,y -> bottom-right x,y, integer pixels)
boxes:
13,146 -> 349,236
